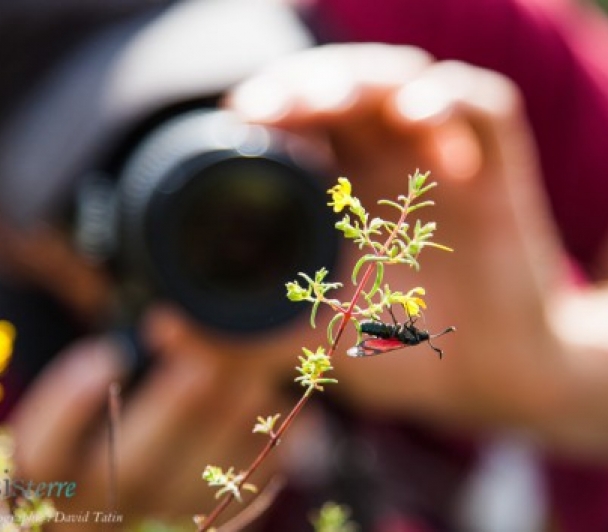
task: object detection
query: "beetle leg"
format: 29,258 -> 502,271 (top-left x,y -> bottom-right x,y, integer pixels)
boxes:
387,305 -> 399,326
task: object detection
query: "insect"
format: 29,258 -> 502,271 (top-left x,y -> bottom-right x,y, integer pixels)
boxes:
347,316 -> 455,359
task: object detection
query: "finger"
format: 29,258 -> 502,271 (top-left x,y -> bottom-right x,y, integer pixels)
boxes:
83,305 -> 289,512
227,43 -> 432,126
86,307 -> 235,506
387,58 -> 563,259
386,60 -> 524,181
86,347 -> 282,513
104,354 -> 217,509
387,62 -> 567,366
9,337 -> 127,479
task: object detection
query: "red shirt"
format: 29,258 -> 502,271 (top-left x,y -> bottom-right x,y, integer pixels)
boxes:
305,1 -> 608,531
311,0 -> 608,273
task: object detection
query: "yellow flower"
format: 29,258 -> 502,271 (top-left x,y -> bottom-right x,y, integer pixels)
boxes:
395,287 -> 427,317
0,321 -> 15,375
327,177 -> 353,213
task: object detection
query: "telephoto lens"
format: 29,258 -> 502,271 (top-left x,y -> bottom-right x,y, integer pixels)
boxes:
95,109 -> 340,333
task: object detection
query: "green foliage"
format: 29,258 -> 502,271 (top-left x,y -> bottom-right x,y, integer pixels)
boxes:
286,268 -> 344,329
199,170 -> 451,531
0,431 -> 56,532
201,466 -> 257,503
295,170 -> 451,345
295,347 -> 338,394
310,502 -> 358,532
252,414 -> 281,437
595,0 -> 608,14
337,171 -> 451,276
8,496 -> 56,532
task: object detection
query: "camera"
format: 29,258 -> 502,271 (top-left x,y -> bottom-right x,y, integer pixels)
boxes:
0,0 -> 337,341
74,109 -> 339,334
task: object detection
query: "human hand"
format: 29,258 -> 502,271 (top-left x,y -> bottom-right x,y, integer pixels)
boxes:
8,303 -> 301,530
227,44 -> 590,445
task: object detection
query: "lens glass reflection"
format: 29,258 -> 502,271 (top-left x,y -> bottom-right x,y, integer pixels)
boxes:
175,158 -> 309,297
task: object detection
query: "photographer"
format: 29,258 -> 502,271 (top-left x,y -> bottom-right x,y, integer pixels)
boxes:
2,0 -> 608,531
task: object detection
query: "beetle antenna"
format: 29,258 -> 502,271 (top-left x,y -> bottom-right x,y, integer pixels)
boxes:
427,326 -> 456,359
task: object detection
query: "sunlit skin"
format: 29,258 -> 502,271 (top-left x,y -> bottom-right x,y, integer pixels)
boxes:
5,44 -> 608,530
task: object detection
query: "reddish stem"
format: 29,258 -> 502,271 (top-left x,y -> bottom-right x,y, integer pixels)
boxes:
199,195 -> 412,531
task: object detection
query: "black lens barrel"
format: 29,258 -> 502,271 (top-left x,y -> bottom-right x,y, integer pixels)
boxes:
116,110 -> 338,333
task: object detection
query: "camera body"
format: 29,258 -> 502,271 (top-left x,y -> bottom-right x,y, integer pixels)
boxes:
76,109 -> 338,333
0,0 -> 339,335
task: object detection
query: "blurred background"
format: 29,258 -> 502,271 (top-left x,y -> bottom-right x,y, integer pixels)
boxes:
1,1 -> 608,531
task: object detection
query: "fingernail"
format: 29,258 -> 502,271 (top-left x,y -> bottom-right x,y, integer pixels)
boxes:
230,76 -> 292,121
297,66 -> 355,112
394,78 -> 452,122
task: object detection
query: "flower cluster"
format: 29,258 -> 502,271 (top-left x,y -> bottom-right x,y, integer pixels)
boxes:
252,415 -> 281,437
332,173 -> 451,275
295,347 -> 337,394
288,172 -> 450,346
201,466 -> 257,503
327,177 -> 359,214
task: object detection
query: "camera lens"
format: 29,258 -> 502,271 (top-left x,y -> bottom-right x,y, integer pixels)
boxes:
117,110 -> 338,333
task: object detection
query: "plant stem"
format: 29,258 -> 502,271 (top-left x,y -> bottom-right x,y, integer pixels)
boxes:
198,193 -> 412,531
198,394 -> 310,531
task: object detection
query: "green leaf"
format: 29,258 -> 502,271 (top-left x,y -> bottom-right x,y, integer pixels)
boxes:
409,170 -> 431,195
406,199 -> 435,213
368,217 -> 385,232
368,262 -> 384,298
424,241 -> 454,252
351,254 -> 383,284
351,255 -> 367,284
252,414 -> 281,435
310,300 -> 321,328
416,180 -> 438,197
314,267 -> 330,283
326,313 -> 344,345
377,199 -> 404,212
316,378 -> 339,385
